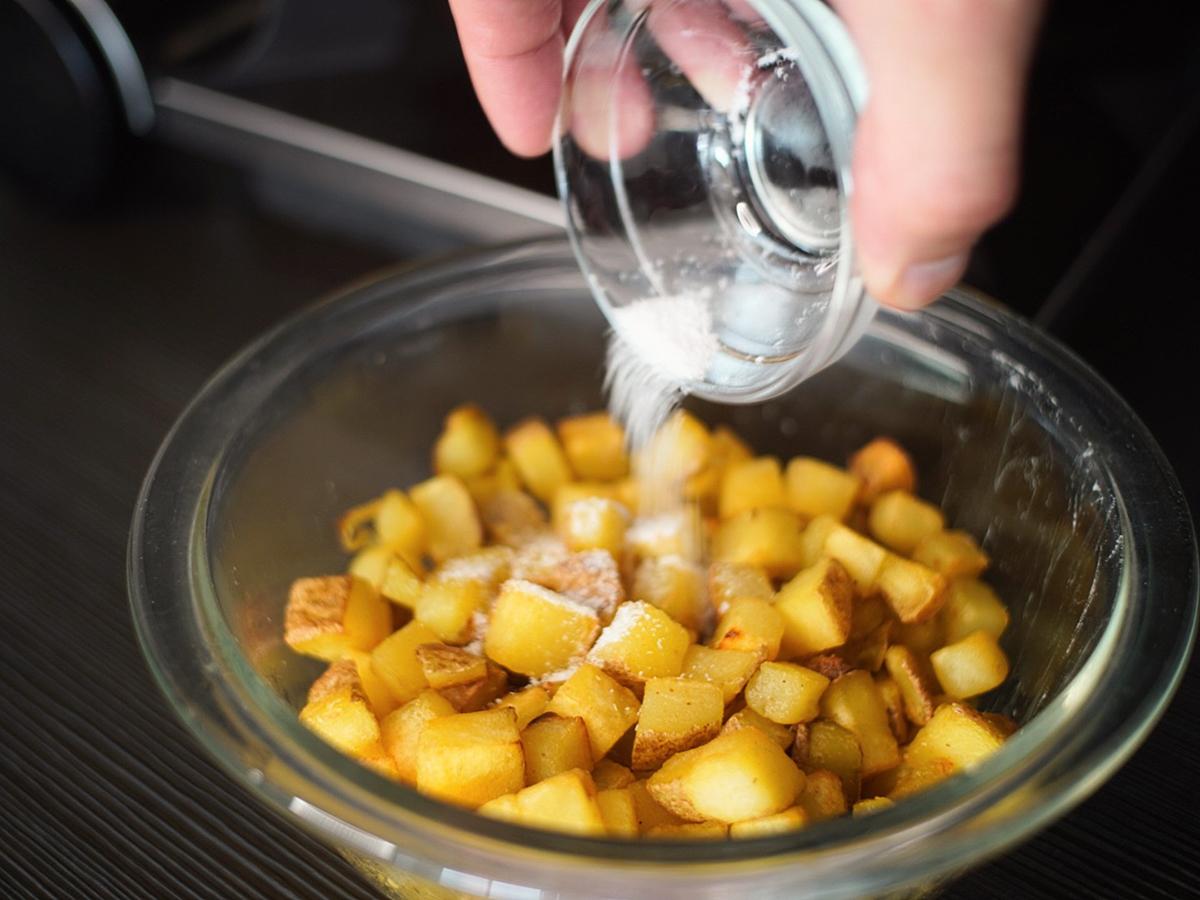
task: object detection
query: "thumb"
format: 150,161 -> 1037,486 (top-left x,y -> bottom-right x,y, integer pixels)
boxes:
834,0 -> 1043,309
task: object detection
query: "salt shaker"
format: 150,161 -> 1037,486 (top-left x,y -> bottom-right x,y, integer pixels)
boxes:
554,0 -> 872,404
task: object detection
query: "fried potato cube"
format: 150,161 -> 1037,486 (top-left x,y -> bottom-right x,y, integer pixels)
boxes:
883,645 -> 938,726
299,683 -> 382,757
369,620 -> 441,704
803,720 -> 862,802
745,662 -> 830,725
819,671 -> 900,776
913,530 -> 990,579
416,643 -> 487,689
645,822 -> 729,840
852,796 -> 895,816
712,508 -> 806,578
728,806 -> 809,838
868,491 -> 945,555
338,496 -> 382,552
596,788 -> 639,837
375,490 -> 429,563
625,507 -> 704,560
681,644 -> 759,704
347,543 -> 394,589
380,554 -> 424,609
874,674 -> 909,744
850,593 -> 888,638
433,404 -> 501,480
904,702 -> 1006,773
285,575 -> 393,662
480,489 -> 548,547
888,759 -> 958,799
410,475 -> 483,563
848,438 -> 917,505
941,578 -> 1010,643
822,525 -> 888,593
542,549 -> 626,624
557,497 -> 628,556
785,457 -> 862,521
522,715 -> 594,783
632,677 -> 724,770
710,598 -> 785,661
463,456 -> 522,506
509,534 -> 570,584
875,554 -> 947,624
982,712 -> 1019,737
308,651 -> 398,719
647,727 -> 805,824
892,615 -> 945,657
593,759 -> 636,790
414,578 -> 486,644
380,690 -> 457,783
719,457 -> 787,520
798,515 -> 839,569
478,769 -> 607,835
433,546 -> 513,596
557,412 -> 629,481
774,557 -> 854,658
844,620 -> 892,673
636,410 -> 712,485
632,555 -> 708,632
587,600 -> 691,688
798,768 -> 848,821
930,631 -> 1010,699
505,417 -> 574,503
416,707 -> 524,808
546,663 -> 641,759
492,685 -> 550,730
484,579 -> 600,678
628,779 -> 686,830
802,652 -> 856,682
721,706 -> 796,750
707,561 -> 773,611
551,481 -> 618,527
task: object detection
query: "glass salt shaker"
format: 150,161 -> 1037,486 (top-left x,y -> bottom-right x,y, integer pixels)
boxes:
554,0 -> 872,404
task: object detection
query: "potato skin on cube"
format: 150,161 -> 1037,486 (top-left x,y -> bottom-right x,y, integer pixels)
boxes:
434,404 -> 501,480
774,558 -> 854,658
785,457 -> 862,521
299,683 -> 383,757
930,630 -> 1010,699
492,685 -> 551,730
542,549 -> 626,624
883,645 -> 938,726
632,677 -> 724,771
416,707 -> 524,808
409,475 -> 483,563
875,554 -> 947,625
557,412 -> 629,481
285,575 -> 392,662
307,652 -> 396,719
587,600 -> 691,688
505,417 -> 574,503
484,579 -> 599,679
647,727 -> 805,824
848,438 -> 917,505
480,489 -> 548,548
745,662 -> 830,725
546,663 -> 641,760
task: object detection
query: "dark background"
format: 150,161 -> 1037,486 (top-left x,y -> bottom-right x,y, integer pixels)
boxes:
1,2 -> 1198,897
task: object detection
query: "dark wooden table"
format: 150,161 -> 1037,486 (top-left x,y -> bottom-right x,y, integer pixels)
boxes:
1,150 -> 1196,899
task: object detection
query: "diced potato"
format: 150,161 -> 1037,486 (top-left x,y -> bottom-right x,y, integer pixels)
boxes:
374,490 -> 429,564
492,685 -> 550,730
822,525 -> 888,593
892,616 -> 944,657
546,663 -> 641,759
484,579 -> 600,678
480,489 -> 548,548
285,575 -> 393,662
415,643 -> 487,689
369,621 -> 441,704
709,425 -> 753,469
681,644 -> 759,704
587,600 -> 691,688
798,769 -> 847,821
632,677 -> 724,770
712,509 -> 805,578
710,598 -> 784,661
551,481 -> 617,526
434,546 -> 513,596
745,662 -> 830,725
534,549 -> 623,625
844,621 -> 891,673
632,555 -> 708,632
360,746 -> 403,780
875,554 -> 947,625
478,769 -> 607,835
848,438 -> 917,505
785,457 -> 862,521
416,707 -> 525,808
874,674 -> 909,744
347,543 -> 392,590
414,578 -> 486,644
434,662 -> 507,713
338,496 -> 382,552
597,788 -> 639,837
802,653 -> 855,682
434,404 -> 501,480
774,557 -> 854,658
522,715 -> 593,783
635,410 -> 712,489
647,728 -> 805,824
509,534 -> 570,584
883,645 -> 938,726
380,554 -> 424,609
557,412 -> 629,481
505,417 -> 574,503
904,702 -> 1007,772
625,508 -> 704,560
930,631 -> 1010,699
728,806 -> 809,837
868,491 -> 945,555
629,779 -> 686,831
721,706 -> 795,750
300,683 -> 382,757
380,690 -> 457,782
941,579 -> 1010,644
850,593 -> 888,638
719,457 -> 786,520
707,561 -> 773,611
645,822 -> 730,840
913,530 -> 990,579
410,475 -> 483,563
803,720 -> 862,802
852,796 -> 895,816
819,671 -> 900,776
593,759 -> 636,790
308,651 -> 397,718
463,456 -> 522,507
798,515 -> 839,569
555,497 -> 628,556
888,759 -> 958,799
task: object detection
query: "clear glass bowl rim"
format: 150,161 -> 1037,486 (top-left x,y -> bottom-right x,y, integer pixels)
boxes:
128,240 -> 1197,896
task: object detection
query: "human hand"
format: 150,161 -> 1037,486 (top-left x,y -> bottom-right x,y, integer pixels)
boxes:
447,0 -> 1043,309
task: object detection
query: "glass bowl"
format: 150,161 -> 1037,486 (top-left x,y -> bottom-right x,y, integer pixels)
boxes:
129,240 -> 1197,899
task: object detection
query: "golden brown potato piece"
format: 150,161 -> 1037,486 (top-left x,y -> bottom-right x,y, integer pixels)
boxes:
868,491 -> 944,555
710,597 -> 785,661
505,417 -> 575,504
883,645 -> 938,726
819,671 -> 901,777
775,558 -> 854,658
480,489 -> 548,547
433,404 -> 501,480
542,548 -> 626,623
930,631 -> 1010,699
848,438 -> 917,505
912,530 -> 990,579
546,664 -> 641,760
744,662 -> 830,725
285,575 -> 392,662
557,412 -> 629,481
632,677 -> 724,771
521,715 -> 593,784
874,554 -> 948,625
416,707 -> 525,808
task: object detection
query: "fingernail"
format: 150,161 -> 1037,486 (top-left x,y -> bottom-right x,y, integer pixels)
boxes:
888,254 -> 969,310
